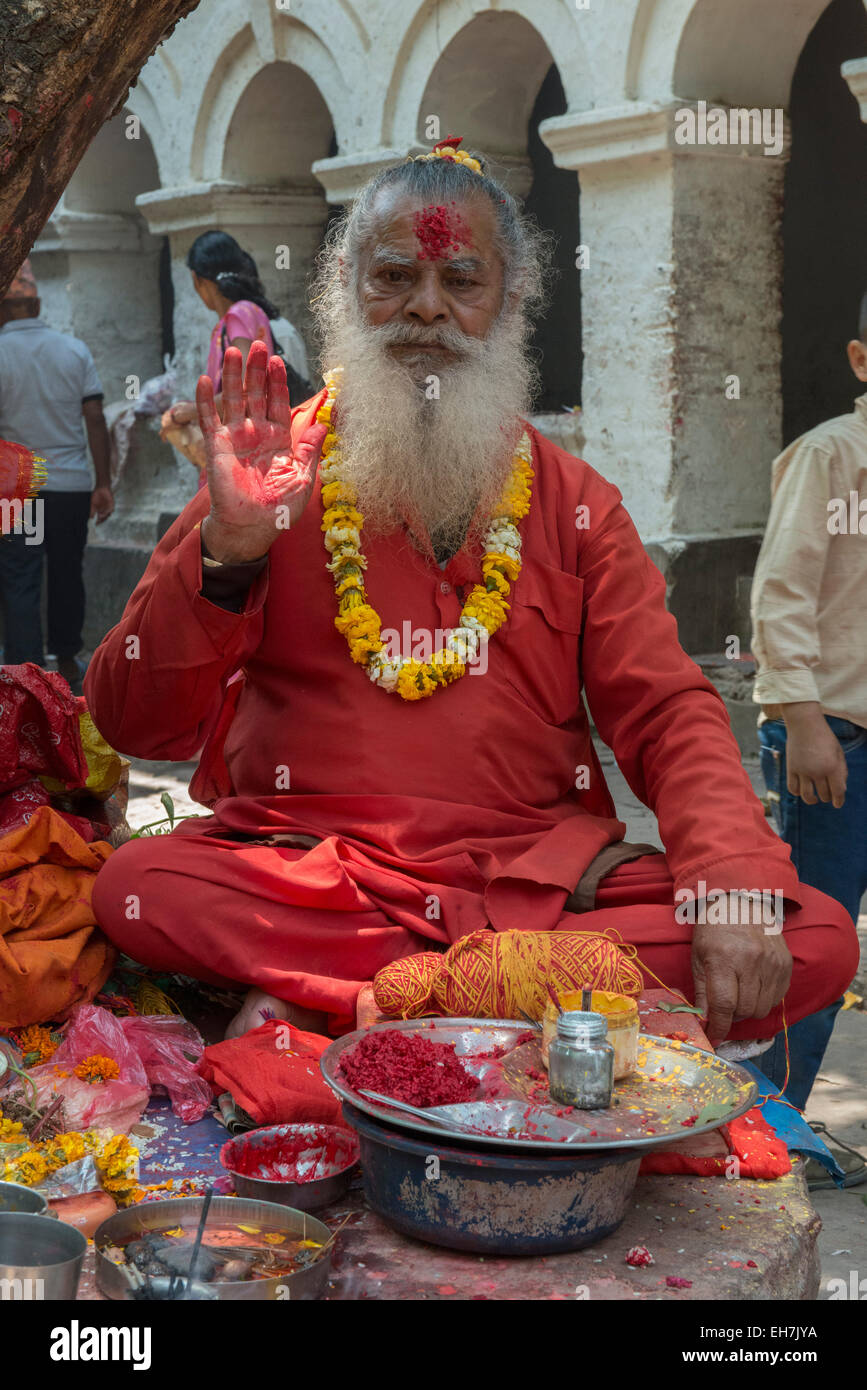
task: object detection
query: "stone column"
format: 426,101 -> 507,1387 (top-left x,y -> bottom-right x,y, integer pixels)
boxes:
137,181 -> 330,396
31,207 -> 163,403
539,103 -> 789,652
841,57 -> 867,119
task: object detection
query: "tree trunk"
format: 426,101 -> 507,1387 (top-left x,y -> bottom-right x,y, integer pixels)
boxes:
0,0 -> 201,296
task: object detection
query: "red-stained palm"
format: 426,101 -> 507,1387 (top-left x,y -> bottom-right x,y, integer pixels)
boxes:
196,341 -> 327,561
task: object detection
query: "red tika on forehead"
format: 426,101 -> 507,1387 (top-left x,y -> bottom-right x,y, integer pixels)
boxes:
413,202 -> 472,261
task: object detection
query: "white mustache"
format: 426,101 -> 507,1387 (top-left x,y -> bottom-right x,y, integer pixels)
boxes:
375,320 -> 482,356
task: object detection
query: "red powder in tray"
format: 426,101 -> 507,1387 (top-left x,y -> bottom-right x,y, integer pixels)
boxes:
340,1029 -> 478,1107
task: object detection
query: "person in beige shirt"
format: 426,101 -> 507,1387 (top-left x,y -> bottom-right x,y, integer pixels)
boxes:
749,296 -> 867,1110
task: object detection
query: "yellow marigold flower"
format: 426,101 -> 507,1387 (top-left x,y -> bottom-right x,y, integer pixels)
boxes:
96,1134 -> 139,1181
321,504 -> 363,532
336,590 -> 367,617
17,1023 -> 58,1064
0,1115 -> 24,1142
463,587 -> 510,634
335,572 -> 364,598
430,649 -> 465,682
321,480 -> 357,509
396,662 -> 435,700
348,634 -> 383,663
482,551 -> 520,584
56,1132 -> 87,1165
316,401 -> 333,424
480,564 -> 511,597
9,1150 -> 48,1186
74,1054 -> 120,1085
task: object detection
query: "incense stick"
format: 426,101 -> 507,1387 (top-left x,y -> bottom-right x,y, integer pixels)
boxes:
546,981 -> 563,1014
184,1186 -> 214,1299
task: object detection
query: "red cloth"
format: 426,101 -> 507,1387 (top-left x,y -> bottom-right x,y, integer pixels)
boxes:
0,664 -> 91,838
640,1109 -> 791,1180
197,1019 -> 346,1128
634,988 -> 791,1179
85,399 -> 857,1028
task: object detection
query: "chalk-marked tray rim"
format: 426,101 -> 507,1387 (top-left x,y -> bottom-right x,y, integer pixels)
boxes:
321,1017 -> 758,1155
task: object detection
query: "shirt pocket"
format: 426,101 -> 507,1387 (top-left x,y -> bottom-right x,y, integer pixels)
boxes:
496,556 -> 584,726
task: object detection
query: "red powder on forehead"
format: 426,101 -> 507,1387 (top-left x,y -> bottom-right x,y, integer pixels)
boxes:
340,1028 -> 478,1106
413,202 -> 472,261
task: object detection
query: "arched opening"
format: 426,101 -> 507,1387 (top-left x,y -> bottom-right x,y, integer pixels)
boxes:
416,12 -> 581,418
525,65 -> 581,414
782,0 -> 867,442
35,111 -> 166,401
218,61 -> 336,359
222,61 -> 334,187
64,113 -> 160,214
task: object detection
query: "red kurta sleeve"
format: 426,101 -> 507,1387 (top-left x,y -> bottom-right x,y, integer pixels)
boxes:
83,490 -> 268,761
577,471 -> 801,905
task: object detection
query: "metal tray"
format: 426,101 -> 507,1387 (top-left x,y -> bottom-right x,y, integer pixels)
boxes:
321,1017 -> 757,1155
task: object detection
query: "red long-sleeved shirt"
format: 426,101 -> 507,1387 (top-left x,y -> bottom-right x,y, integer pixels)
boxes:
85,393 -> 800,942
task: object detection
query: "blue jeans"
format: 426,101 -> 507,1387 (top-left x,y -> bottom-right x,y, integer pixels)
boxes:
757,715 -> 867,1108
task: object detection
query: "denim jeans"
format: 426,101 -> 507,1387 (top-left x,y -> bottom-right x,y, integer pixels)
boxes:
756,715 -> 867,1108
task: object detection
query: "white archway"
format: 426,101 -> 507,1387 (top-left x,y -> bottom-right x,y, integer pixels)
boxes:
383,0 -> 597,148
628,0 -> 838,106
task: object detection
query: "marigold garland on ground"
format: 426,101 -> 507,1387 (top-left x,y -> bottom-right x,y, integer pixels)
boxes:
318,367 -> 535,700
0,1105 -> 140,1203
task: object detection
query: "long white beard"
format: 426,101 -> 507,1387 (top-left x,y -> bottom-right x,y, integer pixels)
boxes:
320,301 -> 534,556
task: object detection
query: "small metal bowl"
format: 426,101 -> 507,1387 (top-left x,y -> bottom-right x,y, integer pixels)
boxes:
0,1212 -> 87,1299
0,1181 -> 49,1216
220,1124 -> 359,1211
95,1195 -> 334,1301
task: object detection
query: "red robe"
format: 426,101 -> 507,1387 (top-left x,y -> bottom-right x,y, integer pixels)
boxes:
85,394 -> 857,1030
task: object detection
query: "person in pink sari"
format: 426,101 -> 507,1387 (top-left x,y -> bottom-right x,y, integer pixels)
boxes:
161,233 -> 277,483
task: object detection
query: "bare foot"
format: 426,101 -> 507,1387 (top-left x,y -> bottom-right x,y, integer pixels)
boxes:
224,988 -> 327,1040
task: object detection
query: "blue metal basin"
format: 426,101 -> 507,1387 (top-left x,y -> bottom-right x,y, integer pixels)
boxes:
343,1102 -> 642,1256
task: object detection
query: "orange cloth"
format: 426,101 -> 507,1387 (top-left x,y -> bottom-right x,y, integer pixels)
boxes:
0,805 -> 115,1028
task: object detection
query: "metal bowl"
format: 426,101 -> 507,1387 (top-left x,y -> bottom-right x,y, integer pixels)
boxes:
220,1123 -> 359,1211
343,1101 -> 642,1256
0,1181 -> 49,1216
95,1195 -> 334,1301
0,1212 -> 87,1299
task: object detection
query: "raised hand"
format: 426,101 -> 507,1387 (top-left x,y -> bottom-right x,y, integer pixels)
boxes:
196,340 -> 327,564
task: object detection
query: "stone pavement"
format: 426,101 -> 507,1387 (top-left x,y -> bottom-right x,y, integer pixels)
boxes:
123,743 -> 867,1299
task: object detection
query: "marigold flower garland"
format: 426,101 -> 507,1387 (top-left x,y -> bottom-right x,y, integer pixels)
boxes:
0,1105 -> 140,1203
318,368 -> 534,700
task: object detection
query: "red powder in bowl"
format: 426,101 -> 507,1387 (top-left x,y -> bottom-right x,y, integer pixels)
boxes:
340,1029 -> 478,1107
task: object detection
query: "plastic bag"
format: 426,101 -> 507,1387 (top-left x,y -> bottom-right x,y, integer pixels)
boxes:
28,1005 -> 148,1132
121,1015 -> 211,1124
26,1004 -> 211,1132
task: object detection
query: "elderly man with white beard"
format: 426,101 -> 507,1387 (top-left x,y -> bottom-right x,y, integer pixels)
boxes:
85,140 -> 856,1071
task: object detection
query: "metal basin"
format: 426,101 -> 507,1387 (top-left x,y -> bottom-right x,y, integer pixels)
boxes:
95,1195 -> 334,1301
220,1124 -> 359,1211
0,1212 -> 87,1299
344,1101 -> 642,1256
0,1181 -> 49,1216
